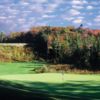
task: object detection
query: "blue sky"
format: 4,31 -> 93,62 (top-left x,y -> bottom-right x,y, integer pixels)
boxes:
0,0 -> 100,33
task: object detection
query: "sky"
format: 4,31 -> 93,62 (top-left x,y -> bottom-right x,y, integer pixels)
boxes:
0,0 -> 100,33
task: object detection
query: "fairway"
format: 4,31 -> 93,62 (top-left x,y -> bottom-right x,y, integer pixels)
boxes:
0,61 -> 46,75
0,73 -> 100,83
0,73 -> 100,100
0,62 -> 100,100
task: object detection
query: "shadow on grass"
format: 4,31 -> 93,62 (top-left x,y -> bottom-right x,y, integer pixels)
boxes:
0,82 -> 53,100
0,80 -> 100,100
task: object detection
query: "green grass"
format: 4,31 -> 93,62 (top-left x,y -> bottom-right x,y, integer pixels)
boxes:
0,62 -> 100,100
0,61 -> 46,75
0,73 -> 100,100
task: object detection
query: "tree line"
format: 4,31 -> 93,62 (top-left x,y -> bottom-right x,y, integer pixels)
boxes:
0,26 -> 100,70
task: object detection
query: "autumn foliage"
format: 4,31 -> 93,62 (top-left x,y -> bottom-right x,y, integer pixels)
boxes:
0,26 -> 100,70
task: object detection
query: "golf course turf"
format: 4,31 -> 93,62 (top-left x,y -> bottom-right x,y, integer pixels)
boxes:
0,62 -> 100,100
0,61 -> 46,75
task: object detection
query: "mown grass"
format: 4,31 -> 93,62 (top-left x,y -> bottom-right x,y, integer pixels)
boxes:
0,61 -> 46,75
0,73 -> 100,100
0,62 -> 100,100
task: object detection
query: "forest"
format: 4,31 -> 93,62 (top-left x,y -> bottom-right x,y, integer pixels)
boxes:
0,25 -> 100,71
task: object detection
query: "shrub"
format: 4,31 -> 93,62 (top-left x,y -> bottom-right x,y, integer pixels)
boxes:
0,44 -> 34,62
49,28 -> 100,70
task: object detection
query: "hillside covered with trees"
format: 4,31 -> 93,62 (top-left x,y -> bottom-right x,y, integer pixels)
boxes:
0,26 -> 100,70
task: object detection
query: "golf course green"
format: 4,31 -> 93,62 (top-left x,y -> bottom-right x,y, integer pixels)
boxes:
0,61 -> 46,75
0,62 -> 100,100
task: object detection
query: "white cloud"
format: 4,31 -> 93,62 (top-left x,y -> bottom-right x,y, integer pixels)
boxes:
72,16 -> 84,24
6,7 -> 19,15
69,9 -> 80,16
32,0 -> 48,3
87,5 -> 93,10
77,16 -> 84,19
18,18 -> 26,24
73,19 -> 83,24
0,16 -> 7,20
94,15 -> 100,22
22,10 -> 32,13
72,5 -> 84,9
28,17 -> 35,21
44,0 -> 66,13
93,23 -> 100,26
0,0 -> 99,32
35,22 -> 47,26
45,4 -> 59,13
0,0 -> 12,3
19,25 -> 30,31
71,0 -> 88,5
8,15 -> 15,19
71,0 -> 82,5
82,0 -> 88,4
42,14 -> 56,18
19,1 -> 30,6
62,15 -> 84,22
21,0 -> 48,4
90,1 -> 99,6
0,5 -> 4,8
53,0 -> 65,4
29,4 -> 44,13
86,22 -> 92,26
88,12 -> 93,15
6,20 -> 13,24
63,17 -> 74,21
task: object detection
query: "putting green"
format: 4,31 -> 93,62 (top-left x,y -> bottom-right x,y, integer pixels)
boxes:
0,73 -> 100,100
0,62 -> 100,99
0,62 -> 46,75
0,73 -> 100,83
